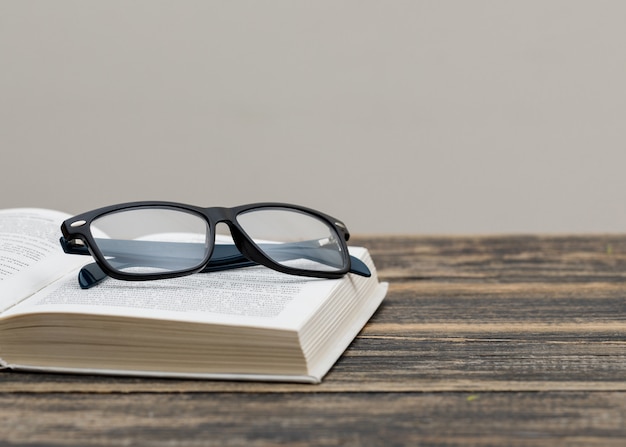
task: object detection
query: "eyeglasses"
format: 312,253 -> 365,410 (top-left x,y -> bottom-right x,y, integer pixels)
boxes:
60,201 -> 371,289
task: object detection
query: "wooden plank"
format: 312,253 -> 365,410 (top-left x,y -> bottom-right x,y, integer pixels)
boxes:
1,392 -> 624,446
353,235 -> 626,283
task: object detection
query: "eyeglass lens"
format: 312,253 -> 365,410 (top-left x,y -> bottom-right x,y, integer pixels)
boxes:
91,208 -> 210,274
236,208 -> 345,272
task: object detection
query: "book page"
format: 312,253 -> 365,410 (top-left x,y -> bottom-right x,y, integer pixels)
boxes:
6,267 -> 337,330
3,248 -> 372,332
0,208 -> 85,313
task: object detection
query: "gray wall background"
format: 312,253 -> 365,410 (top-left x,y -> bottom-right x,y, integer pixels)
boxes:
2,1 -> 626,234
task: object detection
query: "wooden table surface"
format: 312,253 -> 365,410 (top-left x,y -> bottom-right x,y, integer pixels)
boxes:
1,235 -> 625,446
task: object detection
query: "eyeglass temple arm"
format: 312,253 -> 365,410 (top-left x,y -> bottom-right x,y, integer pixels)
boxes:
61,239 -> 371,289
202,243 -> 371,277
76,250 -> 259,290
76,247 -> 259,289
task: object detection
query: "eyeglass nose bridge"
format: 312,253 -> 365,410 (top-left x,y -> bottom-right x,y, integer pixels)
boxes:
202,206 -> 238,222
201,207 -> 251,245
210,219 -> 271,271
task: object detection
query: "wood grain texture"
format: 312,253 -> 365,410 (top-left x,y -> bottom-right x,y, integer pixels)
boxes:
1,235 -> 625,445
1,392 -> 625,446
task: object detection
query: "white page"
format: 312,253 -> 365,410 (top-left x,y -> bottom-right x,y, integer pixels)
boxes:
3,247 -> 371,332
0,208 -> 85,313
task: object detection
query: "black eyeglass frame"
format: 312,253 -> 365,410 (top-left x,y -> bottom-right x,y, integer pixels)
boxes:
60,201 -> 362,283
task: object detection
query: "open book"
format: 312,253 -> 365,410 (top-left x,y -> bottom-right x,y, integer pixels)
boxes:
0,208 -> 387,383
